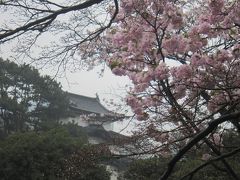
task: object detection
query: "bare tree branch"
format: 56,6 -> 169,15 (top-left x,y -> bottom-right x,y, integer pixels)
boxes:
0,0 -> 106,42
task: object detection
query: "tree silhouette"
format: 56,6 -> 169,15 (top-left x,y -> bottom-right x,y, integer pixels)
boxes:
0,58 -> 68,135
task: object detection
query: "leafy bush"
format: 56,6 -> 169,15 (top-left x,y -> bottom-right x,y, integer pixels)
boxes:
123,154 -> 240,180
123,157 -> 167,180
0,125 -> 110,180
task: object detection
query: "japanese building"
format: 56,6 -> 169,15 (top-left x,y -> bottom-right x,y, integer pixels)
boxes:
61,92 -> 131,180
61,92 -> 126,143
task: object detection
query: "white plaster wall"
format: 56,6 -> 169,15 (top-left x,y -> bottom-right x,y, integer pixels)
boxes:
103,122 -> 114,131
60,116 -> 89,127
106,165 -> 119,180
60,116 -> 114,131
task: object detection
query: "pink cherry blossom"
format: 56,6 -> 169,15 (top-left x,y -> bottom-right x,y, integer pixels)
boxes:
155,63 -> 170,80
162,35 -> 188,54
201,153 -> 211,161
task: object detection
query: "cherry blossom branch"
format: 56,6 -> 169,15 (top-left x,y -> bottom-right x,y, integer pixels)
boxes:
180,147 -> 240,180
160,78 -> 239,179
160,111 -> 240,180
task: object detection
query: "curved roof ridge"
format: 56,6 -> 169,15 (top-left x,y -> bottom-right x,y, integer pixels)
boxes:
67,92 -> 98,100
66,92 -> 119,115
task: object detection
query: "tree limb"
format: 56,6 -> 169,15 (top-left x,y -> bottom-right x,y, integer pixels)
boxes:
180,147 -> 240,180
159,111 -> 240,180
0,0 -> 106,42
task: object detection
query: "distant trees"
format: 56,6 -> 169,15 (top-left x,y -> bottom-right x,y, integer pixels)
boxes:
123,157 -> 223,180
59,144 -> 111,180
122,157 -> 168,180
0,124 -> 110,180
0,58 -> 69,136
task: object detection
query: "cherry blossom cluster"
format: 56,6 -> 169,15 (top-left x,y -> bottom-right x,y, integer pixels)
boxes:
81,0 -> 240,155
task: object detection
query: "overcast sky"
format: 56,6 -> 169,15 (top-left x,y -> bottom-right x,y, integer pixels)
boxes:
0,1 -> 131,98
56,66 -> 130,98
0,41 -> 131,107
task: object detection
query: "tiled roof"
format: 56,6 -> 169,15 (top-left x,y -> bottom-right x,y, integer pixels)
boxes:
82,124 -> 128,143
67,92 -> 120,117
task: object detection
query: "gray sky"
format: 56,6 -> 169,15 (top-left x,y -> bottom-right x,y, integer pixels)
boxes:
0,40 -> 131,109
0,0 -> 130,99
56,66 -> 130,98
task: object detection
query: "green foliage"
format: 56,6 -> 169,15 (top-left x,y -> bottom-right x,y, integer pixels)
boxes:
0,125 -> 110,180
123,147 -> 240,180
123,157 -> 168,180
0,127 -> 82,179
0,58 -> 69,135
59,151 -> 111,180
174,159 -> 228,180
174,132 -> 240,180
